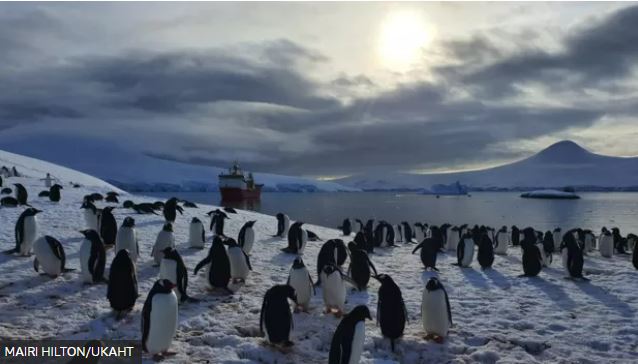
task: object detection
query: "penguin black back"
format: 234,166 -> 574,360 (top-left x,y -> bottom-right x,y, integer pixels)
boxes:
477,233 -> 495,269
107,249 -> 138,315
194,236 -> 231,290
374,274 -> 407,352
412,238 -> 439,271
316,239 -> 347,285
347,242 -> 378,291
162,247 -> 190,302
49,184 -> 63,202
260,284 -> 297,345
100,206 -> 117,246
329,305 -> 372,364
81,229 -> 107,283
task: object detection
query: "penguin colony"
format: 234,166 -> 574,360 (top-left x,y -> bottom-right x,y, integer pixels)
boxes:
1,172 -> 638,362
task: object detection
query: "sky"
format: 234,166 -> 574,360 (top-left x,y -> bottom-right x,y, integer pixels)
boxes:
1,2 -> 637,179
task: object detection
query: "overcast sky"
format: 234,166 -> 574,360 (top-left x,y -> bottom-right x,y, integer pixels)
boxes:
1,2 -> 637,178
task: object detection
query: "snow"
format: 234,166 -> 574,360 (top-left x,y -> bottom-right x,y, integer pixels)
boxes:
520,189 -> 580,199
339,140 -> 638,191
1,151 -> 637,363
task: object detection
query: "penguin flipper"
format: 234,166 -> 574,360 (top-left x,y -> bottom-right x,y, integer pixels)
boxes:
193,257 -> 211,275
2,248 -> 18,255
33,258 -> 39,272
411,243 -> 423,255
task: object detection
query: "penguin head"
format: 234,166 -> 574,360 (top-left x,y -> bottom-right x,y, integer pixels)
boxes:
291,257 -> 306,269
347,241 -> 359,253
51,184 -> 63,190
372,273 -> 394,286
191,217 -> 201,224
162,223 -> 173,232
223,238 -> 239,247
80,229 -> 101,242
348,305 -> 372,321
106,191 -> 119,197
25,207 -> 42,216
122,200 -> 134,209
103,206 -> 115,213
269,284 -> 297,303
122,217 -> 136,228
425,277 -> 445,292
276,213 -> 283,219
245,220 -> 257,227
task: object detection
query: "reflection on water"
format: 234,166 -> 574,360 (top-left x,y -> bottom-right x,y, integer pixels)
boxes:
146,191 -> 638,233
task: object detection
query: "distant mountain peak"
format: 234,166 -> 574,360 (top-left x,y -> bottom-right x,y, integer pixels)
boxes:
534,140 -> 592,161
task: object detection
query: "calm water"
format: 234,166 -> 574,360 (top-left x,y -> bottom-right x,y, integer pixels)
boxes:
146,192 -> 638,233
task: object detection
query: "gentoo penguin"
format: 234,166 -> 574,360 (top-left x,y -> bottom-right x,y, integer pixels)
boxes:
260,285 -> 297,347
329,305 -> 372,364
612,227 -> 629,255
208,210 -> 229,236
162,197 -> 183,223
89,192 -> 104,202
511,225 -> 520,246
13,183 -> 28,205
374,221 -> 395,248
0,196 -> 18,207
48,184 -> 63,202
226,238 -> 252,284
188,217 -> 206,249
429,226 -> 446,252
152,223 -> 175,266
160,247 -> 194,303
520,228 -> 542,277
339,218 -> 352,236
401,222 -> 413,243
105,193 -> 119,203
1,187 -> 11,195
421,277 -> 453,342
4,207 -> 41,256
99,206 -> 117,247
394,223 -> 403,243
599,228 -> 613,258
414,223 -> 425,243
446,226 -> 460,251
477,233 -> 495,269
316,239 -> 348,286
116,217 -> 139,262
182,200 -> 198,208
153,201 -> 165,210
194,236 -> 232,292
274,213 -> 290,237
494,226 -> 509,255
412,238 -> 439,271
132,203 -> 158,215
455,233 -> 475,268
561,233 -> 588,280
583,230 -> 596,253
552,228 -> 562,252
224,206 -> 237,214
142,279 -> 178,360
347,242 -> 378,291
353,219 -> 363,235
79,230 -> 106,284
81,201 -> 99,231
374,274 -> 407,352
238,220 -> 256,254
353,231 -> 368,252
540,231 -> 554,266
38,190 -> 50,197
107,249 -> 138,319
287,257 -> 314,312
321,263 -> 349,316
282,221 -> 307,254
33,236 -> 74,277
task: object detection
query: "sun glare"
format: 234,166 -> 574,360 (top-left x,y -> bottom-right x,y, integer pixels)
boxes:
378,11 -> 432,71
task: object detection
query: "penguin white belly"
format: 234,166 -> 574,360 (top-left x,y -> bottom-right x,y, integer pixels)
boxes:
298,230 -> 308,255
561,249 -> 570,277
283,219 -> 290,237
79,239 -> 93,283
585,235 -> 595,252
537,243 -> 549,267
422,289 -> 449,337
414,228 -> 424,243
599,236 -> 613,257
348,321 -> 366,364
84,210 -> 98,230
21,216 -> 38,256
322,273 -> 346,310
146,292 -> 178,355
494,233 -> 508,255
553,232 -> 562,252
352,223 -> 361,234
188,223 -> 204,248
159,259 -> 181,301
380,228 -> 388,247
228,248 -> 250,280
33,237 -> 62,276
116,228 -> 138,262
241,228 -> 255,254
152,232 -> 175,264
461,239 -> 474,267
289,268 -> 312,307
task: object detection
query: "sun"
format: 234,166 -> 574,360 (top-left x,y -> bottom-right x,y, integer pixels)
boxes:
378,11 -> 432,71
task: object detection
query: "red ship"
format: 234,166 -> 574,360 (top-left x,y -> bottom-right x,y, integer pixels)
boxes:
219,162 -> 263,201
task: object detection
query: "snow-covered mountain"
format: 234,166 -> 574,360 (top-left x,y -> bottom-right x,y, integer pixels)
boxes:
337,140 -> 638,191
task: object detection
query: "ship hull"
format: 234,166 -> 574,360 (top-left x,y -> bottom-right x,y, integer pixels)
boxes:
219,187 -> 261,201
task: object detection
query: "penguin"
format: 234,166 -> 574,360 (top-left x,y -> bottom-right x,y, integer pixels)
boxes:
494,226 -> 509,255
321,263 -> 349,316
599,228 -> 613,258
520,227 -> 543,277
13,183 -> 28,205
282,221 -> 307,254
79,229 -> 106,284
414,223 -> 425,243
48,184 -> 63,202
38,190 -> 50,197
122,200 -> 135,209
553,228 -> 562,252
421,277 -> 452,342
107,249 -> 138,319
1,187 -> 12,195
612,227 -> 629,255
316,239 -> 348,286
353,231 -> 368,252
4,207 -> 41,256
188,217 -> 206,249
162,197 -> 183,223
454,233 -> 475,267
194,236 -> 232,292
401,222 -> 413,243
115,217 -> 139,262
106,191 -> 119,198
287,257 -> 314,312
226,238 -> 252,284
328,305 -> 371,364
339,218 -> 352,236
132,203 -> 158,215
260,284 -> 297,347
89,193 -> 103,202
412,238 -> 439,271
373,222 -> 388,248
105,194 -> 119,203
274,213 -> 290,237
152,223 -> 175,266
540,231 -> 554,266
153,201 -> 165,210
238,220 -> 256,254
382,221 -> 396,247
160,247 -> 194,303
142,279 -> 178,360
347,242 -> 378,291
33,236 -> 74,277
182,200 -> 198,208
224,206 -> 237,214
583,229 -> 596,253
99,206 -> 117,247
373,274 -> 407,352
81,201 -> 99,231
561,233 -> 588,280
446,226 -> 460,251
352,219 -> 363,234
511,225 -> 520,246
628,233 -> 637,254
476,233 -> 495,269
394,223 -> 403,243
208,210 -> 228,236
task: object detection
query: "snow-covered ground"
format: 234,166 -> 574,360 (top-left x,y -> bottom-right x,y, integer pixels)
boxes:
0,151 -> 637,363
